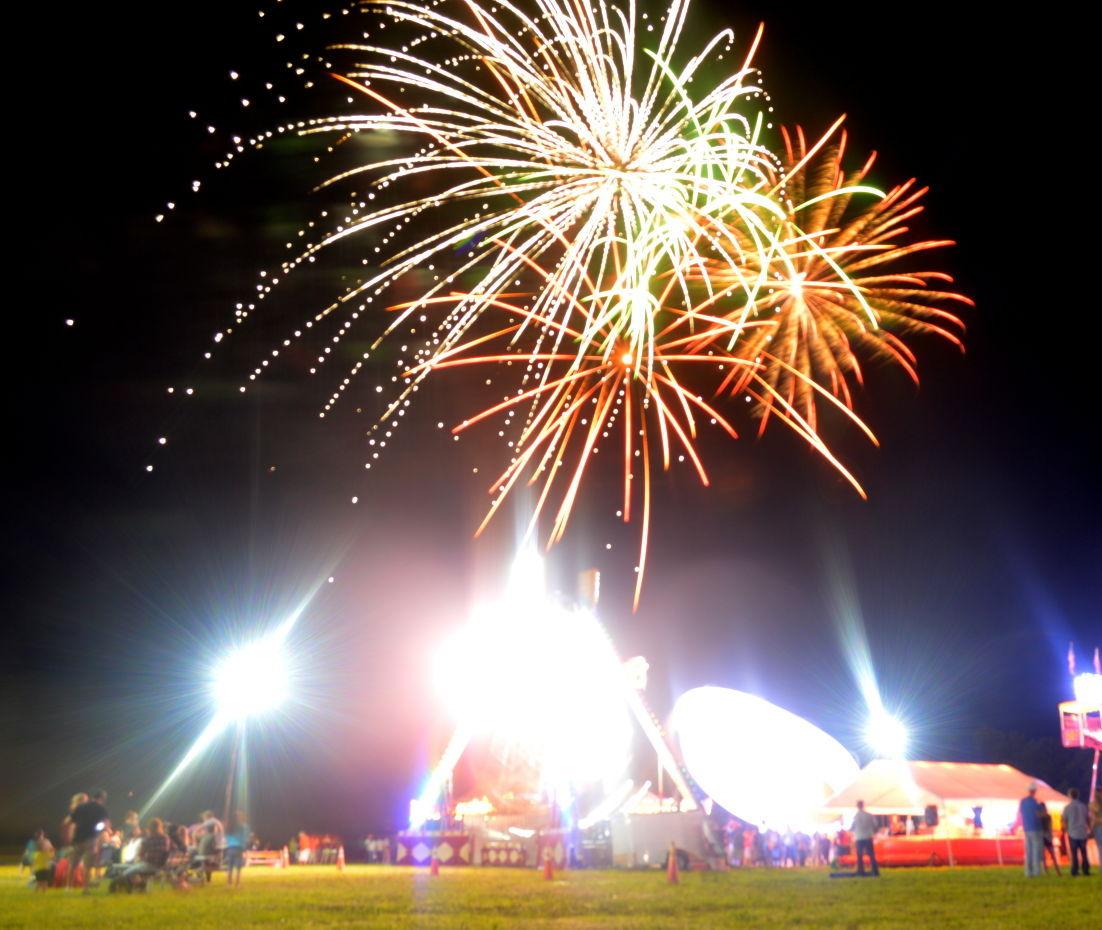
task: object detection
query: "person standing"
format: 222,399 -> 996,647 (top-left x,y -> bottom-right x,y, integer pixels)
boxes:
1038,802 -> 1061,875
1063,788 -> 1091,877
59,792 -> 87,851
1018,782 -> 1044,877
194,810 -> 225,881
728,822 -> 744,867
20,833 -> 36,876
851,800 -> 879,877
224,810 -> 250,887
67,789 -> 109,892
30,830 -> 55,891
1091,787 -> 1102,872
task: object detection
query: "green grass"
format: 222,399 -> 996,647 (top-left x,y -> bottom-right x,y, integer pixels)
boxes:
1,864 -> 1098,929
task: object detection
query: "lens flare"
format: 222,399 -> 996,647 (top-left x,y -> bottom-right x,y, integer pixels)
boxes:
211,636 -> 291,720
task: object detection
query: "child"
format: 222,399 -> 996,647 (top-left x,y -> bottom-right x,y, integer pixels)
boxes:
30,830 -> 55,891
225,810 -> 250,887
20,835 -> 36,875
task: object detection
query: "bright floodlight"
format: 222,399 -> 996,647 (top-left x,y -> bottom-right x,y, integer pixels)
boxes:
212,635 -> 290,720
864,708 -> 908,759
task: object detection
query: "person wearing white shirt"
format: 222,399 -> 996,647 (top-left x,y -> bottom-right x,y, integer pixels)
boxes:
851,800 -> 880,877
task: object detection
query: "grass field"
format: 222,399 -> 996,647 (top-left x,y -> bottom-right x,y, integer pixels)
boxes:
1,863 -> 1098,929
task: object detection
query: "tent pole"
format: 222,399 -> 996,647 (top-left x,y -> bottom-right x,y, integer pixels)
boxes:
1091,748 -> 1099,801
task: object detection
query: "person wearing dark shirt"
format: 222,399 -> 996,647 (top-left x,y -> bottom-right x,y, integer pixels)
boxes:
1038,802 -> 1061,875
67,789 -> 109,892
60,792 -> 87,850
168,823 -> 190,853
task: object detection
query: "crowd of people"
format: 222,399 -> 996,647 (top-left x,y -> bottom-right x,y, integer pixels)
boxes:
286,831 -> 344,864
362,835 -> 392,864
721,784 -> 1102,879
19,789 -> 254,893
19,782 -> 1101,887
719,798 -> 899,876
722,823 -> 837,870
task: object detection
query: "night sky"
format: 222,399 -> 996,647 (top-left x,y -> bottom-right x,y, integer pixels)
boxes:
4,3 -> 1098,845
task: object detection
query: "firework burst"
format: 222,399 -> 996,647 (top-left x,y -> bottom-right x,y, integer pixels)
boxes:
696,126 -> 971,433
171,0 -> 967,606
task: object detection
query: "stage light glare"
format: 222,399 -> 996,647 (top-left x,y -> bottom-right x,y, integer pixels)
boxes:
212,635 -> 290,720
864,708 -> 908,759
432,552 -> 633,799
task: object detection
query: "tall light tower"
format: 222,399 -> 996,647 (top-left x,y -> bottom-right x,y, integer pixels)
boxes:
142,620 -> 295,818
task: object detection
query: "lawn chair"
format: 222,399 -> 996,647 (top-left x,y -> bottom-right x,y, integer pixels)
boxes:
187,842 -> 224,884
156,851 -> 193,890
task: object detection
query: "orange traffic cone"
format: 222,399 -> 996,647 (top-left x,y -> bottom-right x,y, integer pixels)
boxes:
666,843 -> 680,884
337,845 -> 346,872
542,847 -> 554,881
429,855 -> 440,876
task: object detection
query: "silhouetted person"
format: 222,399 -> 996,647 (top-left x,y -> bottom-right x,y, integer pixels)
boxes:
851,800 -> 879,877
67,789 -> 109,892
1090,788 -> 1102,870
1063,788 -> 1091,877
1038,802 -> 1060,875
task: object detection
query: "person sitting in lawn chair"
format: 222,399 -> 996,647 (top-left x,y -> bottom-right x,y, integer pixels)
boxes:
110,818 -> 173,893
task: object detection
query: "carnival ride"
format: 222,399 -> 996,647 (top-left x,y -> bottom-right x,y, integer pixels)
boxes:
402,554 -> 705,867
672,687 -> 859,831
1060,647 -> 1102,801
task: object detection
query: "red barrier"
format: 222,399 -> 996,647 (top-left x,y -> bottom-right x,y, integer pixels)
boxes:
839,835 -> 1025,868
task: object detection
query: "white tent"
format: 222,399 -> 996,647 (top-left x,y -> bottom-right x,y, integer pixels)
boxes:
824,760 -> 1070,818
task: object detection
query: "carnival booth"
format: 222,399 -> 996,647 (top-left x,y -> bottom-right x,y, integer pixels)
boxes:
824,760 -> 1071,867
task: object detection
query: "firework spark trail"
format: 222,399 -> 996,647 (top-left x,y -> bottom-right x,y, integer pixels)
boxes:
402,230 -> 886,606
170,0 -> 967,606
252,0 -> 791,399
693,127 -> 972,433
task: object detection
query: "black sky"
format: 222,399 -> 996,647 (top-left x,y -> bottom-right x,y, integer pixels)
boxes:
4,2 -> 1099,843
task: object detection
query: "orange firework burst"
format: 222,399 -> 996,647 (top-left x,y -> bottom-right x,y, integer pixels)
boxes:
698,126 -> 972,435
404,236 -> 874,608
